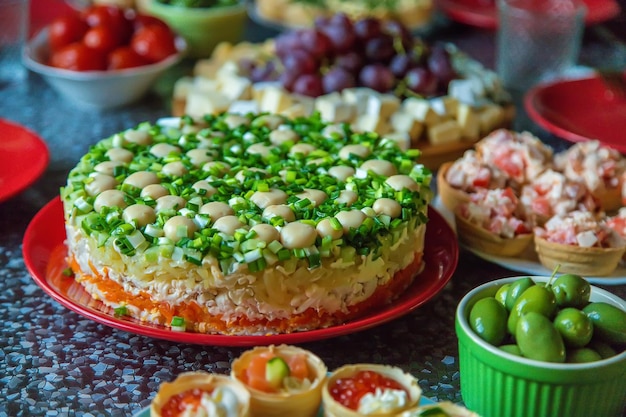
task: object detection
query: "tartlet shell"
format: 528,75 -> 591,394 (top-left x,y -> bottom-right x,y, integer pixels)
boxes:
455,212 -> 534,257
398,401 -> 480,417
231,344 -> 328,417
322,363 -> 422,417
436,162 -> 471,213
150,371 -> 251,417
534,236 -> 626,276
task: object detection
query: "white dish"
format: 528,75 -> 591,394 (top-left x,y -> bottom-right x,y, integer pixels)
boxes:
432,196 -> 626,285
23,29 -> 186,110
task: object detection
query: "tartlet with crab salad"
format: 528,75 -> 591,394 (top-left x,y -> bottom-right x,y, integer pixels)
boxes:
455,187 -> 534,257
60,112 -> 432,335
534,210 -> 626,276
554,140 -> 626,212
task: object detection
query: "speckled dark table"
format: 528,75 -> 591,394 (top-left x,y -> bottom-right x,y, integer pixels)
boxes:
1,11 -> 626,417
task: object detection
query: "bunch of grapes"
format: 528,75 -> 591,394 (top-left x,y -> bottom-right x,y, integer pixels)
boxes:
240,14 -> 458,98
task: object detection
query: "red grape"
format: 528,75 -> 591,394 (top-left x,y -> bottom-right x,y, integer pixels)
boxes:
283,50 -> 317,75
389,54 -> 414,78
320,24 -> 356,53
250,61 -> 278,82
335,51 -> 364,74
427,44 -> 457,89
382,19 -> 413,49
354,17 -> 382,41
299,29 -> 333,60
292,74 -> 324,97
405,67 -> 438,96
359,64 -> 394,93
364,35 -> 395,63
280,71 -> 299,91
274,32 -> 302,58
328,13 -> 353,29
323,66 -> 356,94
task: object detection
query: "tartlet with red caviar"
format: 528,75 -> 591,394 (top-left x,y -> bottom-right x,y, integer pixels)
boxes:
322,363 -> 422,416
150,372 -> 251,417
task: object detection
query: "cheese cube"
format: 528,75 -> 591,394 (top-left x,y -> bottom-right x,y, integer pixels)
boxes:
355,113 -> 390,135
218,75 -> 252,101
427,120 -> 462,145
259,86 -> 293,113
366,93 -> 400,119
479,105 -> 505,134
291,94 -> 315,115
390,111 -> 424,139
430,96 -> 459,117
216,61 -> 240,81
228,100 -> 259,115
342,87 -> 376,115
209,42 -> 235,63
448,77 -> 485,105
251,81 -> 282,103
192,76 -> 220,94
279,104 -> 306,118
315,93 -> 355,123
456,103 -> 481,142
185,90 -> 231,118
173,76 -> 194,100
402,98 -> 441,126
193,60 -> 223,79
383,131 -> 411,151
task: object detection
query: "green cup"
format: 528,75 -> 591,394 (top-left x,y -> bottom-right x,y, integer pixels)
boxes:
145,0 -> 247,58
456,276 -> 626,417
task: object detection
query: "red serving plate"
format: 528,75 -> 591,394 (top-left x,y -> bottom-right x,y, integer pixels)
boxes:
23,197 -> 459,346
437,0 -> 621,29
524,73 -> 626,150
0,119 -> 49,203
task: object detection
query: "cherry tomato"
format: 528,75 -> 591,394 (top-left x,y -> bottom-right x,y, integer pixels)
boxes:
83,25 -> 121,54
107,46 -> 148,70
50,43 -> 107,71
130,25 -> 177,63
82,5 -> 133,43
132,14 -> 171,32
48,15 -> 89,51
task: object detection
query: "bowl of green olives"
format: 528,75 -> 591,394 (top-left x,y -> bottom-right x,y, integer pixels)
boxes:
456,274 -> 626,417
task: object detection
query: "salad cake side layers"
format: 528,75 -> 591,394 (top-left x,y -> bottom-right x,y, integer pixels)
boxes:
61,113 -> 432,335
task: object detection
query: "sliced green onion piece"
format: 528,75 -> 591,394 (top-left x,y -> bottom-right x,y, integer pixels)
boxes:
171,316 -> 186,332
114,305 -> 128,317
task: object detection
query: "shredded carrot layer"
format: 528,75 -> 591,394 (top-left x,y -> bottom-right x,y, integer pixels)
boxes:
67,252 -> 423,334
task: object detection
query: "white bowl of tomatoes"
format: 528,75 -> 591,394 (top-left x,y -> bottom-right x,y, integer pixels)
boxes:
23,5 -> 187,110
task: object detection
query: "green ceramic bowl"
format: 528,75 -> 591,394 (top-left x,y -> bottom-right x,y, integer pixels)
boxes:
456,276 -> 626,417
144,0 -> 247,58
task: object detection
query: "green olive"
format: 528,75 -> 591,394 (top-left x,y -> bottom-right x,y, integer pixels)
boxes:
505,277 -> 535,311
495,283 -> 511,308
583,302 -> 626,345
588,340 -> 617,359
553,307 -> 593,348
499,344 -> 522,356
566,348 -> 602,363
516,312 -> 566,363
507,284 -> 557,335
469,297 -> 508,346
551,274 -> 591,308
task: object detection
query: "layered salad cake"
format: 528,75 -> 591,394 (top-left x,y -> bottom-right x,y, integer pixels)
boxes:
61,112 -> 432,335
